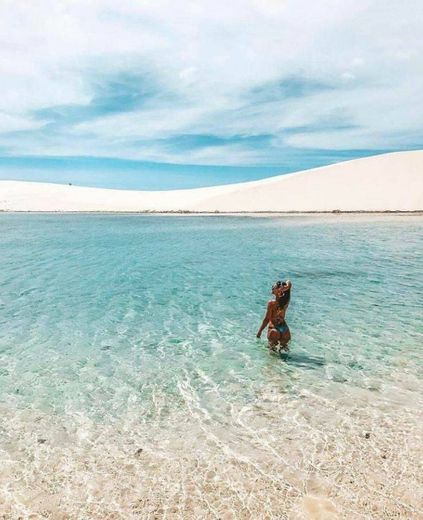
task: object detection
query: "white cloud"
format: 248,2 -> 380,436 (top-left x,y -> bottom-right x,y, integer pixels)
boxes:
0,0 -> 422,164
0,112 -> 46,133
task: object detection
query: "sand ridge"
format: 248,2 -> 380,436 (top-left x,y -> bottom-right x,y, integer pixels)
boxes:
0,151 -> 422,212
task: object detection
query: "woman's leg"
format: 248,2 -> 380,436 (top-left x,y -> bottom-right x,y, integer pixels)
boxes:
267,328 -> 281,348
279,325 -> 291,348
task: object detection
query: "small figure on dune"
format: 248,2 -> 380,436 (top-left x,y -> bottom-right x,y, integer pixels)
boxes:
256,280 -> 292,352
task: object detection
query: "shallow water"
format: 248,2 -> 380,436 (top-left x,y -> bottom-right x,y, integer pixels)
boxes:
0,214 -> 422,519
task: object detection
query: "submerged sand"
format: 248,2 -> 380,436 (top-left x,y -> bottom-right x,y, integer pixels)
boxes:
1,375 -> 422,519
0,151 -> 422,213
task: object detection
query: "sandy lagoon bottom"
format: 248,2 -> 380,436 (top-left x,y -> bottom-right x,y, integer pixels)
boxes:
0,214 -> 422,518
1,379 -> 421,519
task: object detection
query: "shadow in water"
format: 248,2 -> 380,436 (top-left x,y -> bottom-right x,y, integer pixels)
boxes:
279,351 -> 326,370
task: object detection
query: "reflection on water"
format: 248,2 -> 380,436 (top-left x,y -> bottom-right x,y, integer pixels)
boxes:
0,214 -> 422,518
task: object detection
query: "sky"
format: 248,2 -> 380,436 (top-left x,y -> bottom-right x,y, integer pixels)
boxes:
0,0 -> 422,189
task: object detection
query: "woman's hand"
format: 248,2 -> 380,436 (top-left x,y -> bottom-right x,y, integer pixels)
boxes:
256,331 -> 262,338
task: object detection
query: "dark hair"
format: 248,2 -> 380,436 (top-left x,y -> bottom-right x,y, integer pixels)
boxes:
273,280 -> 290,308
277,289 -> 290,308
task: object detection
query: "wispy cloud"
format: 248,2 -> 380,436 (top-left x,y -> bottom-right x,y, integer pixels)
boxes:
0,0 -> 422,176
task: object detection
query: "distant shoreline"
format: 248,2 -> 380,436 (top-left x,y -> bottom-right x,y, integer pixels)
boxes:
1,210 -> 422,216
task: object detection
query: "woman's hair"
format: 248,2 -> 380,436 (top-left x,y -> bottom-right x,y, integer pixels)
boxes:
273,280 -> 291,308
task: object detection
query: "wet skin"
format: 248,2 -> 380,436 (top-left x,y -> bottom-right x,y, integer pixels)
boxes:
256,283 -> 291,348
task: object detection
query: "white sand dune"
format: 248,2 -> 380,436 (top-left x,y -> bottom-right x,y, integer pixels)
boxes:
0,151 -> 422,212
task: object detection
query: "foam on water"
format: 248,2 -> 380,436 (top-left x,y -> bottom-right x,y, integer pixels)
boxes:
0,214 -> 422,518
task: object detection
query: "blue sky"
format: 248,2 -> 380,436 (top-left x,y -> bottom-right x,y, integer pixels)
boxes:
0,1 -> 422,189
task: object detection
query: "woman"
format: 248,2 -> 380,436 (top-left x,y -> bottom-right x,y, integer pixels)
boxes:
256,280 -> 292,351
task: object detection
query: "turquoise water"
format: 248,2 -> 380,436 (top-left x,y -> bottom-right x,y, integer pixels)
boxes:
0,214 -> 422,518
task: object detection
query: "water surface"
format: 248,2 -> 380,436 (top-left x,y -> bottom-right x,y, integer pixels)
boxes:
0,214 -> 422,518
